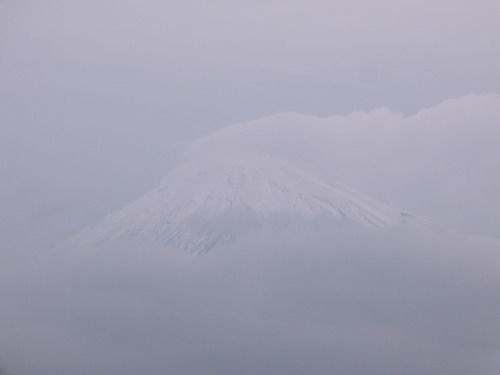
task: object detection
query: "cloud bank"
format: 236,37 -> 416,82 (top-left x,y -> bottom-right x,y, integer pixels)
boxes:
1,227 -> 500,375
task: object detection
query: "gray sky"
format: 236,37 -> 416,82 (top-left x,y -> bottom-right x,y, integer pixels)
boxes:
1,1 -> 500,374
1,0 -> 499,248
1,0 -> 499,249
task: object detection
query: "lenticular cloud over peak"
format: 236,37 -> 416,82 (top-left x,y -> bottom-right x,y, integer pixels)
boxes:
182,108 -> 402,163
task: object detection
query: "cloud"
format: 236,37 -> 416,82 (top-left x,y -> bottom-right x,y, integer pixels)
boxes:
1,228 -> 500,375
184,93 -> 500,238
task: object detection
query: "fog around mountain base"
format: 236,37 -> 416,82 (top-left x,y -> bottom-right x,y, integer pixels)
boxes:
2,225 -> 500,375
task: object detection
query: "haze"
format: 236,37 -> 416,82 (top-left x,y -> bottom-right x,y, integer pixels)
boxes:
1,1 -> 499,374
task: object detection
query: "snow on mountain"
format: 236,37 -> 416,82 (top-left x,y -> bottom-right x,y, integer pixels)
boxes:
67,152 -> 414,253
63,114 -> 439,253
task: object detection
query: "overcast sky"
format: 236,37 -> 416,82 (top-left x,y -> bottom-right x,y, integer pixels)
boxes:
1,0 -> 499,248
1,1 -> 500,374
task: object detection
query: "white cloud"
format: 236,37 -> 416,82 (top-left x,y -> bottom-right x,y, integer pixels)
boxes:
184,93 -> 500,238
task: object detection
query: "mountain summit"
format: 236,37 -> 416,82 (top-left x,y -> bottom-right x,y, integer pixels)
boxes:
68,153 -> 412,253
65,115 -> 425,253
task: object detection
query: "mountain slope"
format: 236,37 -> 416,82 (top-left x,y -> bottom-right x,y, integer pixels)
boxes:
67,155 -> 412,253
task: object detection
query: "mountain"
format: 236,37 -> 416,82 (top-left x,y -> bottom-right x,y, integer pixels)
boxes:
66,154 -> 415,254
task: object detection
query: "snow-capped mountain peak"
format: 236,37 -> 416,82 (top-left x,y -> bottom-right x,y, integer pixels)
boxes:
68,154 -> 409,253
